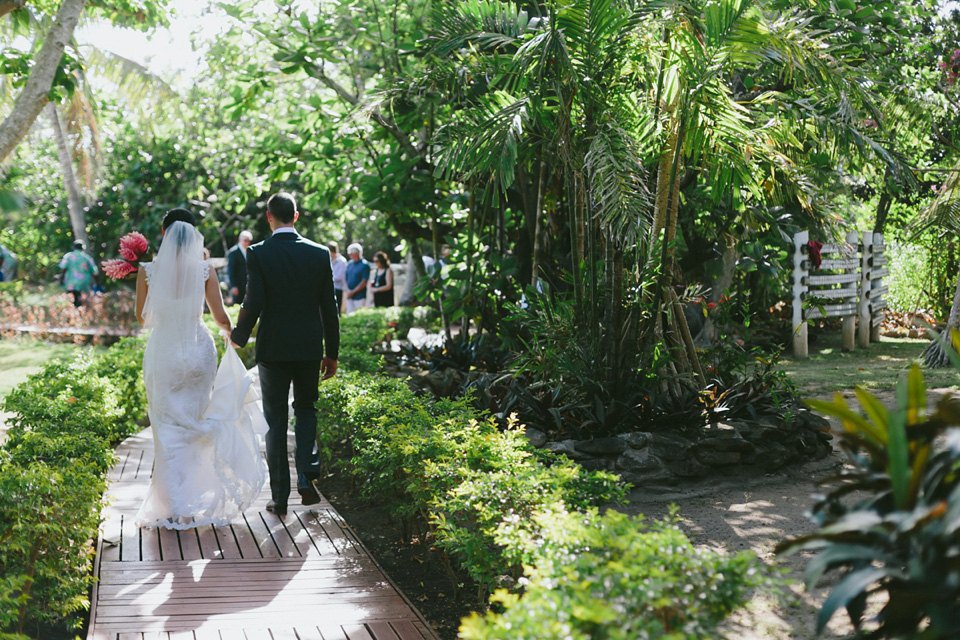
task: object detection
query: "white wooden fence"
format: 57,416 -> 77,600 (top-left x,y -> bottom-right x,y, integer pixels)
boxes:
791,230 -> 888,358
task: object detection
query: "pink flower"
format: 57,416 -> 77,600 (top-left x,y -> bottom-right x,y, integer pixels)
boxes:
118,232 -> 148,261
102,259 -> 137,280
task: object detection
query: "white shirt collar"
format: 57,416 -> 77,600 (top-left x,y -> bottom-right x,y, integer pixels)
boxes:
272,227 -> 297,235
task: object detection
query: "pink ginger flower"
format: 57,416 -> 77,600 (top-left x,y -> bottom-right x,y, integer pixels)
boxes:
118,232 -> 148,262
102,259 -> 137,280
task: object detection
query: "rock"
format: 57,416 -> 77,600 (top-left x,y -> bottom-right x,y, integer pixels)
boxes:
545,440 -> 590,461
696,450 -> 741,465
665,456 -> 710,477
650,432 -> 695,461
523,427 -> 548,448
620,432 -> 651,449
575,437 -> 627,456
698,435 -> 756,454
579,458 -> 612,472
758,443 -> 795,472
616,448 -> 662,473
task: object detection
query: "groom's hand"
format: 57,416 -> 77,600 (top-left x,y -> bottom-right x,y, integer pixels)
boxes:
320,357 -> 337,380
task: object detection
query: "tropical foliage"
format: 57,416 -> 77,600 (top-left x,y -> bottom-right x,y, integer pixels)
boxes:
778,336 -> 960,637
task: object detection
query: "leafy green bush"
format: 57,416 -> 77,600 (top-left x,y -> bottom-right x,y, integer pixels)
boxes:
2,355 -> 126,444
318,367 -> 629,596
90,336 -> 147,435
462,506 -> 761,639
0,459 -> 104,635
778,360 -> 960,637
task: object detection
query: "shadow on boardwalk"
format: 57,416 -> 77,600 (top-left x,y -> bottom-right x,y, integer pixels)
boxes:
89,428 -> 438,640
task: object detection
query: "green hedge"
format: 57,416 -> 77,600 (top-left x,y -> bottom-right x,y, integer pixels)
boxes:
320,308 -> 764,637
0,340 -> 147,638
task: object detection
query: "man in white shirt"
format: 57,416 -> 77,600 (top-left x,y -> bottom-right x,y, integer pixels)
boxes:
328,241 -> 347,314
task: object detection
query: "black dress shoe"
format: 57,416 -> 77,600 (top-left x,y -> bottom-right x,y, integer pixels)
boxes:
266,500 -> 287,516
298,477 -> 321,506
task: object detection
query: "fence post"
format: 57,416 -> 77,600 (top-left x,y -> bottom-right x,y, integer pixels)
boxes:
858,231 -> 872,348
842,231 -> 859,351
792,230 -> 809,358
871,232 -> 885,343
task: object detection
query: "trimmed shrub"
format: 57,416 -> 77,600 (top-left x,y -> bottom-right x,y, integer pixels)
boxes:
89,336 -> 147,436
461,506 -> 761,639
2,355 -> 126,444
0,458 -> 104,635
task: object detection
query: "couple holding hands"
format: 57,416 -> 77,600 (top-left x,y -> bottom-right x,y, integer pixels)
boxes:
134,192 -> 339,528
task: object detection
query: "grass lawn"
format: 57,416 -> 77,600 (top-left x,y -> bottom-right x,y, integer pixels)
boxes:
779,330 -> 960,395
0,338 -> 87,400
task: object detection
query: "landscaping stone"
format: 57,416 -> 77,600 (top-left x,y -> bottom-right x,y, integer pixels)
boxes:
650,432 -> 695,461
616,448 -> 661,473
621,432 -> 650,449
574,437 -> 627,456
523,427 -> 548,448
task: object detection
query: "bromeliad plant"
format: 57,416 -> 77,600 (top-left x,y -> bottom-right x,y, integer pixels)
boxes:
777,347 -> 960,637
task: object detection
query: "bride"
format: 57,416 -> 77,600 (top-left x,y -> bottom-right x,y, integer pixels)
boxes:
134,208 -> 266,529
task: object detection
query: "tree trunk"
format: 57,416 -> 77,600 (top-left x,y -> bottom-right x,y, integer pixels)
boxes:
0,0 -> 86,163
0,0 -> 26,18
874,190 -> 891,235
48,103 -> 90,249
922,260 -> 960,368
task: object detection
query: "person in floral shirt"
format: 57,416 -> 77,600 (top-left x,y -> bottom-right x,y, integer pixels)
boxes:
58,240 -> 98,308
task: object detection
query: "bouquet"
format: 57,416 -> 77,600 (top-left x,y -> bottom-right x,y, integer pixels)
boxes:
102,232 -> 149,280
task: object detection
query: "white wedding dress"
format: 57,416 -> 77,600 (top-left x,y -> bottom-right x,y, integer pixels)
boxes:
136,221 -> 266,530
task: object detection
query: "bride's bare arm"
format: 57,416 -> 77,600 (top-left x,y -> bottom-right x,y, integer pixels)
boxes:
204,267 -> 232,333
135,267 -> 148,325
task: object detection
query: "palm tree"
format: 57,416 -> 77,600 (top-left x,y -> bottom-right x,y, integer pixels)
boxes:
423,0 -> 914,396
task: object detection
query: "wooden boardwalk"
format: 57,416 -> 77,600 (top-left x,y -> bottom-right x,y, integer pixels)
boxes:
89,429 -> 438,640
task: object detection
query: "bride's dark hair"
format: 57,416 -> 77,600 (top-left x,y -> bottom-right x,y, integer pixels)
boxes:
162,208 -> 196,230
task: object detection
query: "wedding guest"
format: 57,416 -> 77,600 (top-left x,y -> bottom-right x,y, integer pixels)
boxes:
329,241 -> 347,313
227,230 -> 253,305
0,244 -> 16,281
58,240 -> 98,308
371,251 -> 394,307
344,242 -> 370,314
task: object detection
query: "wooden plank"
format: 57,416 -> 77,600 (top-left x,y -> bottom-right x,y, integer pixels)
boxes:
227,520 -> 262,559
159,526 -> 182,561
293,628 -> 325,640
367,622 -> 400,640
284,511 -> 318,557
168,632 -> 195,640
342,625 -> 375,640
178,528 -> 202,561
100,511 -> 122,563
813,258 -> 860,270
140,526 -> 162,561
120,514 -> 141,562
192,631 -> 221,640
805,272 -> 859,286
243,630 -> 271,640
801,286 -> 858,300
391,621 -> 427,640
214,525 -> 243,560
266,629 -> 299,640
243,513 -> 282,559
196,525 -> 222,560
317,622 -> 348,640
259,511 -> 301,558
308,509 -> 362,556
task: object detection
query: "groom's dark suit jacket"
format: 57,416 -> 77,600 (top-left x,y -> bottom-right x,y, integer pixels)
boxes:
231,230 -> 340,362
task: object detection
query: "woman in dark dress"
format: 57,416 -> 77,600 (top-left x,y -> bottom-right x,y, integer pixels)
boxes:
371,251 -> 394,308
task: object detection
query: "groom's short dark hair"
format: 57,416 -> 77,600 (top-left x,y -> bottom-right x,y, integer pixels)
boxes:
267,192 -> 297,223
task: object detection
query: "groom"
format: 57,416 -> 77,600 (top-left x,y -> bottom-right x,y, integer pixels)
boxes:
231,192 -> 340,516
